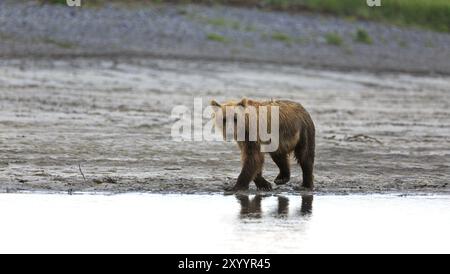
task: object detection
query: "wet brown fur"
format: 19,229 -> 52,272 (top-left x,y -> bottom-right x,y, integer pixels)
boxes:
211,98 -> 315,191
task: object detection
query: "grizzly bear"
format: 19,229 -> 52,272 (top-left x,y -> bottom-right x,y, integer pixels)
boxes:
210,98 -> 315,191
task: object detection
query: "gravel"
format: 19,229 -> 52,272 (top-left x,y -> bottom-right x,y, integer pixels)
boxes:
1,1 -> 450,74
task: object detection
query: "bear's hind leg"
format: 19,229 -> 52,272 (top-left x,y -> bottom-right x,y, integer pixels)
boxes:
270,153 -> 290,185
300,160 -> 314,189
294,139 -> 315,189
254,173 -> 272,191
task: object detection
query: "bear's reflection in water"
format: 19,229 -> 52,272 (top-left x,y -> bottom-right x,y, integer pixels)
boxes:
235,194 -> 313,219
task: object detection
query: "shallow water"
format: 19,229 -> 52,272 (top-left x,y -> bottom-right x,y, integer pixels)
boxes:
0,193 -> 449,253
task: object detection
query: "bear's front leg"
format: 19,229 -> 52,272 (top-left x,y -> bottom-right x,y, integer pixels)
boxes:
254,173 -> 272,191
270,153 -> 291,185
226,147 -> 264,192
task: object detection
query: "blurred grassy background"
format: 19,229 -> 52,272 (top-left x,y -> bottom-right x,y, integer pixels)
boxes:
41,0 -> 450,32
293,0 -> 450,32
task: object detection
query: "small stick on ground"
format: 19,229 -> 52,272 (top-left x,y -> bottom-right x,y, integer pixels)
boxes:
346,134 -> 383,144
78,163 -> 87,183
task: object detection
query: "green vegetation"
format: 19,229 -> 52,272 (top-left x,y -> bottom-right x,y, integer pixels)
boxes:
424,40 -> 435,48
271,32 -> 291,42
195,0 -> 450,33
40,0 -> 450,33
39,0 -> 67,4
398,40 -> 408,48
187,13 -> 257,32
244,41 -> 254,48
354,28 -> 372,44
324,32 -> 343,46
205,17 -> 241,30
262,0 -> 450,32
206,33 -> 228,43
243,25 -> 257,32
0,32 -> 13,40
205,17 -> 228,27
42,37 -> 74,48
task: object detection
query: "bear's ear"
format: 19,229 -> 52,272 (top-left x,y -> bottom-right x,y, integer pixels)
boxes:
210,100 -> 221,107
237,98 -> 248,108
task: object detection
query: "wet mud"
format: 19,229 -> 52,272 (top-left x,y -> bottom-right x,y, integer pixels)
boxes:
0,58 -> 449,194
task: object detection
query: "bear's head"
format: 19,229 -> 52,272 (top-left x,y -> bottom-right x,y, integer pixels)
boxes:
210,98 -> 279,151
210,98 -> 255,141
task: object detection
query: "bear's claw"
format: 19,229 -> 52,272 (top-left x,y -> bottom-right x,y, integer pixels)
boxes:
256,184 -> 272,191
254,179 -> 273,191
274,174 -> 290,185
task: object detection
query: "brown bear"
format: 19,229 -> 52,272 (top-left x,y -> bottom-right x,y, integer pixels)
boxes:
210,98 -> 315,192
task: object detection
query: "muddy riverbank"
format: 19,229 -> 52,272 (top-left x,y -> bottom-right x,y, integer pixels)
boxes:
1,58 -> 449,194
